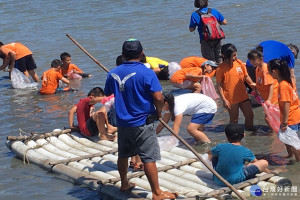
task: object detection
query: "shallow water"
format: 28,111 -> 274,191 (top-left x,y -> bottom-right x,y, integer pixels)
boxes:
0,0 -> 300,199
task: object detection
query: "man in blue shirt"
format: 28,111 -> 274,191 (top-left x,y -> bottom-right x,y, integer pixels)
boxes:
189,0 -> 227,64
104,39 -> 177,199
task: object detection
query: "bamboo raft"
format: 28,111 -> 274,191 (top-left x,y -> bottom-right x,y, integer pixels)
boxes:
6,129 -> 292,199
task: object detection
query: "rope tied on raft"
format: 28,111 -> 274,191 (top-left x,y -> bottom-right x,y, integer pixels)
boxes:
23,150 -> 30,164
7,129 -> 72,142
22,141 -> 51,164
19,128 -> 31,136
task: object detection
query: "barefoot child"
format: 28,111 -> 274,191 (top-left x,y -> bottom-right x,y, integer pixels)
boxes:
268,59 -> 300,161
248,48 -> 279,132
208,124 -> 269,186
156,92 -> 217,143
68,87 -> 116,141
216,43 -> 256,130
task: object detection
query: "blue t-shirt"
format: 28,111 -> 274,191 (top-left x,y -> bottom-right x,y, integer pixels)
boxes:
189,8 -> 225,41
211,143 -> 255,186
104,61 -> 162,127
246,40 -> 295,68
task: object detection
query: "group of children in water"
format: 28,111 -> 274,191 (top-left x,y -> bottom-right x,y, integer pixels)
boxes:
1,38 -> 300,189
70,41 -> 299,187
1,39 -> 300,188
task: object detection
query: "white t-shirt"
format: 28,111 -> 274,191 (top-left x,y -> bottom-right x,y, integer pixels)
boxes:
174,93 -> 217,116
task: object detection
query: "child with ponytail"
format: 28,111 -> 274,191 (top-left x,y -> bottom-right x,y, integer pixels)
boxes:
268,59 -> 300,161
248,48 -> 279,132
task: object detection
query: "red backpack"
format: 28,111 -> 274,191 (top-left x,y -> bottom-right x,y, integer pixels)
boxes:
196,8 -> 225,41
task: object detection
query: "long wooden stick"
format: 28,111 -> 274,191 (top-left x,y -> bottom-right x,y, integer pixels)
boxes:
66,34 -> 246,200
158,118 -> 247,200
66,34 -> 109,73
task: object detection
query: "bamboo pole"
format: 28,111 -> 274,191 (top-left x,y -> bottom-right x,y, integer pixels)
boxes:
100,158 -> 197,185
46,136 -> 89,157
58,134 -> 100,154
49,149 -> 117,165
66,34 -> 109,73
6,129 -> 71,141
206,173 -> 275,197
69,132 -> 115,152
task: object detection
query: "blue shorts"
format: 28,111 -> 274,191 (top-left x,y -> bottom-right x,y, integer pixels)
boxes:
191,113 -> 215,124
243,165 -> 260,180
289,123 -> 300,132
55,87 -> 78,94
117,123 -> 161,163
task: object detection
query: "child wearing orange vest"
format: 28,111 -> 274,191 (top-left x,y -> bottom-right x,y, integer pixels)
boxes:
248,49 -> 279,132
216,44 -> 256,130
170,60 -> 216,93
0,42 -> 39,82
180,56 -> 217,78
40,59 -> 70,95
60,52 -> 90,79
268,59 -> 300,161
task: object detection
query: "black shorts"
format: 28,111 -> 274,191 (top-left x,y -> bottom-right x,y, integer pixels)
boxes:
86,117 -> 98,136
15,54 -> 37,72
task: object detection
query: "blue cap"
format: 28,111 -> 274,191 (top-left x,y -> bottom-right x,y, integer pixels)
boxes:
201,60 -> 218,67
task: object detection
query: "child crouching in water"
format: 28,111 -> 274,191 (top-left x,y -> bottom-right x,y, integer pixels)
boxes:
208,124 -> 269,186
68,87 -> 117,141
268,59 -> 300,161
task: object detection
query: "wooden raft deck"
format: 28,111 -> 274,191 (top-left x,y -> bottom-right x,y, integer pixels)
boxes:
6,129 -> 291,199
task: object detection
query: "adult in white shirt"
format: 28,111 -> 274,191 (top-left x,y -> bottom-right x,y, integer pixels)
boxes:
156,92 -> 217,143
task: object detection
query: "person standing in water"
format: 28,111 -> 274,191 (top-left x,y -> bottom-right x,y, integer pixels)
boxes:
268,59 -> 300,161
189,0 -> 227,64
216,43 -> 256,131
104,39 -> 178,199
0,42 -> 39,82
